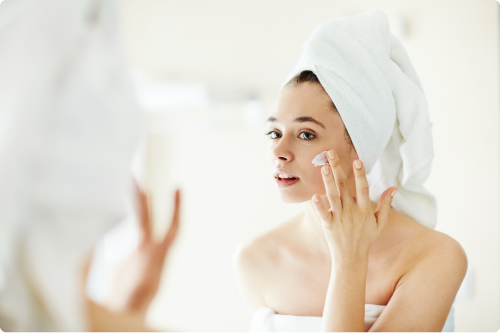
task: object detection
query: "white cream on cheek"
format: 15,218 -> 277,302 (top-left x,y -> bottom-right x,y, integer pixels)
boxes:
312,151 -> 329,166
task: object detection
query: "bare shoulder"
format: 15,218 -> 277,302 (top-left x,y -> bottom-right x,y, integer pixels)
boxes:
370,215 -> 468,331
422,230 -> 468,286
388,210 -> 467,273
233,212 -> 303,310
395,216 -> 468,290
418,228 -> 468,278
234,211 -> 303,269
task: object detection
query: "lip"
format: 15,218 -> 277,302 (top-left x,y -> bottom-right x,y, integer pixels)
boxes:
273,169 -> 300,188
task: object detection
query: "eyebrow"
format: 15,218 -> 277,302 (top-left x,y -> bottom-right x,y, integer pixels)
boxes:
266,116 -> 326,129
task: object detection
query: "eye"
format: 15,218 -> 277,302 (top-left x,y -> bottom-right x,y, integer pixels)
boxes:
298,131 -> 316,141
265,131 -> 282,139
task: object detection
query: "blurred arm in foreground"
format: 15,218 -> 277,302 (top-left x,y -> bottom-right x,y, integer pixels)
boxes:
0,0 -> 174,330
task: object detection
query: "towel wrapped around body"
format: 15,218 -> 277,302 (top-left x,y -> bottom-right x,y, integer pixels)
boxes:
249,304 -> 455,332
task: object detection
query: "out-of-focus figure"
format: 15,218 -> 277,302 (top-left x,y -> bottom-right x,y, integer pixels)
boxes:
0,0 -> 144,330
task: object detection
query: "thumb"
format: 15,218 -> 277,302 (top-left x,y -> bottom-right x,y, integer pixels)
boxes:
374,187 -> 398,228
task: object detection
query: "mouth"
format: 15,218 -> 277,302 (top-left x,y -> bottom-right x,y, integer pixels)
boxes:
274,171 -> 300,188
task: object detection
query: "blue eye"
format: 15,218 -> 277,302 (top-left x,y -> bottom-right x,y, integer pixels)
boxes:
265,131 -> 282,139
299,131 -> 316,140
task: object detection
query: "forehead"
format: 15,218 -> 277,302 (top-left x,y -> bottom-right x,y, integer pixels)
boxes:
271,82 -> 339,123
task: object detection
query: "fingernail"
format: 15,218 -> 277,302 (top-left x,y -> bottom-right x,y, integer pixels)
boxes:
354,160 -> 361,169
322,165 -> 330,175
391,189 -> 398,197
327,150 -> 334,159
313,195 -> 320,203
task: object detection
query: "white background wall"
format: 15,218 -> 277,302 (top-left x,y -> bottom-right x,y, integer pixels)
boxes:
117,0 -> 499,331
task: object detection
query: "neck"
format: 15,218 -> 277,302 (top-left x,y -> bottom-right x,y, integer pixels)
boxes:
300,200 -> 333,258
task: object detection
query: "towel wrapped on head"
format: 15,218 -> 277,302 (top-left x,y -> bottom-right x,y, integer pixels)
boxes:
283,9 -> 436,229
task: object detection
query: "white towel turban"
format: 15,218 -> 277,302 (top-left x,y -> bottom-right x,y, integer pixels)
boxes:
281,9 -> 436,229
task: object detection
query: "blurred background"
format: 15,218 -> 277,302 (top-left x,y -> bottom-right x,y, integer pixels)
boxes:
10,0 -> 495,331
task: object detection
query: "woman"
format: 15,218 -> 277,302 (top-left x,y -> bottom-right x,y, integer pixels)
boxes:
235,10 -> 467,332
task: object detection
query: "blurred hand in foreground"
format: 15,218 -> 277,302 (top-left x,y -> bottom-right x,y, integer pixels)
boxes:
104,182 -> 181,316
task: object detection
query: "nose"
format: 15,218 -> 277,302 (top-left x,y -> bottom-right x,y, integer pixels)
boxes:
272,136 -> 293,162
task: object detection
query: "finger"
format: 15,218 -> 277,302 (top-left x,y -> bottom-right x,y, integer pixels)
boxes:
327,150 -> 354,206
320,194 -> 330,210
353,159 -> 371,210
159,189 -> 181,255
312,194 -> 333,228
321,164 -> 342,214
374,187 -> 398,229
134,179 -> 151,244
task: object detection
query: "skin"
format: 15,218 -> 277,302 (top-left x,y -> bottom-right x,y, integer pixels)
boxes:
234,82 -> 468,331
82,182 -> 181,332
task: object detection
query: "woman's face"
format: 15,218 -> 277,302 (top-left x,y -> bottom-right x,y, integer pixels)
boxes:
267,82 -> 358,203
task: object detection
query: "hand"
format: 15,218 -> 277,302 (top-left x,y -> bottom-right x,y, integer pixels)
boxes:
312,150 -> 397,263
104,181 -> 181,316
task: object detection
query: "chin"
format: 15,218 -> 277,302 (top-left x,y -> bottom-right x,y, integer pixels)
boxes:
277,180 -> 326,203
278,188 -> 314,203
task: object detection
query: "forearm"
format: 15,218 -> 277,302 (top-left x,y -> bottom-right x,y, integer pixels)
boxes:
313,149 -> 396,331
321,257 -> 368,332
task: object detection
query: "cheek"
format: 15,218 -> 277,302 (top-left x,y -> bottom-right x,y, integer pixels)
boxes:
267,143 -> 276,164
306,165 -> 327,193
298,153 -> 326,192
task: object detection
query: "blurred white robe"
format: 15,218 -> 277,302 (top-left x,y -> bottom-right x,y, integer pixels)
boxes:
0,0 -> 142,330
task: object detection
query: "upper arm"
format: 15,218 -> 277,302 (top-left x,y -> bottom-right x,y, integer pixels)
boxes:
369,236 -> 467,332
233,241 -> 268,311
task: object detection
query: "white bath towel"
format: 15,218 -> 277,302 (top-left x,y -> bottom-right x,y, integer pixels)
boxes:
282,9 -> 436,229
250,305 -> 386,332
249,304 -> 455,332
